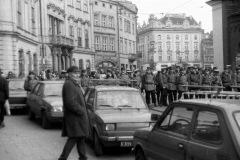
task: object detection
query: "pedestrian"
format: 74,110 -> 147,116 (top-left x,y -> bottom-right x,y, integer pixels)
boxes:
167,68 -> 177,104
159,68 -> 168,106
211,69 -> 222,91
177,68 -> 188,100
142,67 -> 156,107
58,66 -> 89,160
24,71 -> 39,92
200,69 -> 212,98
221,67 -> 232,91
155,71 -> 161,105
188,67 -> 201,98
80,69 -> 89,91
0,68 -> 10,128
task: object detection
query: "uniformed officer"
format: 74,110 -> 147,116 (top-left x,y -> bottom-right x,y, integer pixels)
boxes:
155,70 -> 161,105
177,68 -> 188,100
234,68 -> 240,92
200,69 -> 212,98
211,69 -> 222,91
221,67 -> 232,91
188,67 -> 201,98
167,68 -> 177,104
159,68 -> 168,106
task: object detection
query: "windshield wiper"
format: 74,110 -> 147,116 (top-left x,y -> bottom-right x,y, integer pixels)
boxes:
117,105 -> 133,108
98,105 -> 115,107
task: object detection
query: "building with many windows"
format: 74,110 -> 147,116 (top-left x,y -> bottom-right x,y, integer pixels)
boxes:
0,0 -> 94,76
137,13 -> 203,71
201,32 -> 214,68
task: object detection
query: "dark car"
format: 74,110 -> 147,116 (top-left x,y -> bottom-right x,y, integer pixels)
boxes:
27,81 -> 64,129
8,79 -> 27,109
133,99 -> 240,160
84,85 -> 155,156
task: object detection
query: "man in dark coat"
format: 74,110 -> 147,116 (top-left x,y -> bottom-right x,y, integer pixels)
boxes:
59,66 -> 89,160
0,68 -> 9,128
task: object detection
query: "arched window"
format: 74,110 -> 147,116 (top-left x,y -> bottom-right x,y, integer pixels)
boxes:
79,59 -> 83,69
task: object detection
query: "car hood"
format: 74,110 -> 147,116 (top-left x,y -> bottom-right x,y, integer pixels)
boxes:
42,97 -> 63,106
94,109 -> 152,123
134,127 -> 152,140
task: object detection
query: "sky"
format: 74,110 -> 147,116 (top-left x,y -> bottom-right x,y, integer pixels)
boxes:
129,0 -> 213,33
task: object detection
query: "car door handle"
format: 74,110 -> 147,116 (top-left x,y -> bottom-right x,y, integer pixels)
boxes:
178,143 -> 184,149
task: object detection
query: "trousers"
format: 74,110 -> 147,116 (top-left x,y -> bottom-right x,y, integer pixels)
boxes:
0,102 -> 5,125
59,137 -> 87,160
145,90 -> 156,105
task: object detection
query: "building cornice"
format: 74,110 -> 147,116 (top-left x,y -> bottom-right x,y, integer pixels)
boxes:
137,28 -> 203,36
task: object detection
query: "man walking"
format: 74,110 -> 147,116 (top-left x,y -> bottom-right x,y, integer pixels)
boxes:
0,68 -> 9,128
59,66 -> 89,160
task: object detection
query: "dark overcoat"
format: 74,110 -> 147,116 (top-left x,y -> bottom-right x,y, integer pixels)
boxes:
62,78 -> 89,137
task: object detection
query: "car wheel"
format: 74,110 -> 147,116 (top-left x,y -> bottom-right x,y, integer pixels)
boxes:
27,106 -> 35,121
94,132 -> 103,156
135,148 -> 146,160
41,112 -> 52,129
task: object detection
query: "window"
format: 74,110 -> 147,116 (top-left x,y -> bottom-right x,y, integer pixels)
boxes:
102,15 -> 107,27
129,41 -> 132,53
68,0 -> 73,6
31,7 -> 35,34
102,37 -> 107,51
95,36 -> 100,50
158,52 -> 162,61
132,23 -> 135,35
69,25 -> 74,37
17,0 -> 22,27
176,35 -> 179,40
167,54 -> 171,61
185,35 -> 188,40
76,0 -> 81,9
24,2 -> 29,31
192,110 -> 222,143
176,52 -> 180,60
167,35 -> 170,40
110,38 -> 115,51
194,42 -> 198,50
124,19 -> 131,33
167,42 -> 171,50
194,52 -> 198,60
119,18 -> 123,30
185,42 -> 189,50
77,28 -> 82,47
94,14 -> 99,26
176,42 -> 180,50
133,42 -> 135,54
125,40 -> 128,53
194,35 -> 197,40
83,0 -> 88,12
158,42 -> 162,51
85,29 -> 89,48
158,106 -> 193,137
103,3 -> 105,7
109,16 -> 114,28
79,59 -> 83,69
120,39 -> 123,53
158,35 -> 161,40
185,52 -> 189,60
110,5 -> 112,9
95,1 -> 98,5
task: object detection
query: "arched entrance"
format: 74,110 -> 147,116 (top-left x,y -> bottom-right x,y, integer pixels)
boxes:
97,61 -> 116,74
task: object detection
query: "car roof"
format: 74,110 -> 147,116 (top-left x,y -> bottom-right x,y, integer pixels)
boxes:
89,86 -> 139,92
7,79 -> 25,81
176,99 -> 240,111
37,81 -> 64,84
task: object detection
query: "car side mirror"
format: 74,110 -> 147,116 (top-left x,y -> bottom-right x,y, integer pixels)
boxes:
151,114 -> 161,121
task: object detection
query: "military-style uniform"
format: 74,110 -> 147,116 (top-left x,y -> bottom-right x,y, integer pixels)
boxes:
221,72 -> 232,91
177,73 -> 188,99
143,73 -> 156,105
234,72 -> 240,92
167,72 -> 177,104
159,72 -> 168,106
211,74 -> 222,91
188,73 -> 201,98
201,74 -> 212,90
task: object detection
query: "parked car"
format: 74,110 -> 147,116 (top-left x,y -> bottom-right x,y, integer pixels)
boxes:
84,85 -> 155,156
27,81 -> 64,129
8,79 -> 27,110
133,99 -> 240,160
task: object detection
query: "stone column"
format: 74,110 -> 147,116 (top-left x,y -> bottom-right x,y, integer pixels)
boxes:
65,55 -> 69,69
57,47 -> 62,73
68,50 -> 73,67
19,49 -> 25,77
62,48 -> 69,70
51,47 -> 58,72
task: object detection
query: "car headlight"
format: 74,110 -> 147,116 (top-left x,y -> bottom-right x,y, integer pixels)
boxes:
105,124 -> 116,131
149,122 -> 156,128
51,106 -> 63,112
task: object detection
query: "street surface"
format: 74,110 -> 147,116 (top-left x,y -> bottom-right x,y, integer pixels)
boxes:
0,111 -> 133,160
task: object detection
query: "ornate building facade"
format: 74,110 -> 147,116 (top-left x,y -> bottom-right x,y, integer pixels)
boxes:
137,13 -> 203,71
201,33 -> 214,68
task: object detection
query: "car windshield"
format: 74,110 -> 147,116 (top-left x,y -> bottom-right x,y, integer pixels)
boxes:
234,112 -> 240,129
9,81 -> 25,90
44,83 -> 63,97
97,91 -> 146,110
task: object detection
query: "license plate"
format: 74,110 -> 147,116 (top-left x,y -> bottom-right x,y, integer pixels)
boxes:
120,142 -> 132,147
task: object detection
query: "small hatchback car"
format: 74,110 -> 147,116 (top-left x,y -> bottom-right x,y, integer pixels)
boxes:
133,99 -> 240,160
84,85 -> 155,156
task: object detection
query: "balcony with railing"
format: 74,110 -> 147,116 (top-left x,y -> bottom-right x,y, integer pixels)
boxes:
128,53 -> 138,62
45,35 -> 74,47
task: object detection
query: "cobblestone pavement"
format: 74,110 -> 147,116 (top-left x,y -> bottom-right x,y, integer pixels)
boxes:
0,114 -> 134,160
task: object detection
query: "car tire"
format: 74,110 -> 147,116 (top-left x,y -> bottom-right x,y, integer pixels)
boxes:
27,106 -> 35,121
41,112 -> 52,129
135,148 -> 146,160
94,132 -> 103,156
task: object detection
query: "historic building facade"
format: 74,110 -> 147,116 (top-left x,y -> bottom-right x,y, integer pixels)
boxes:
0,0 -> 40,77
207,0 -> 240,70
137,13 -> 203,71
118,1 -> 138,71
201,33 -> 214,68
0,0 -> 95,76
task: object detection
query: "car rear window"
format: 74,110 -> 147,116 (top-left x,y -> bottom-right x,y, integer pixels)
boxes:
234,112 -> 240,129
97,91 -> 146,109
44,83 -> 63,96
9,81 -> 25,90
